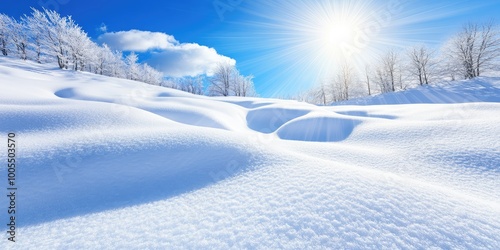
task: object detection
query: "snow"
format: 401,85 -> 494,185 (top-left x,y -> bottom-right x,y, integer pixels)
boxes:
0,57 -> 499,249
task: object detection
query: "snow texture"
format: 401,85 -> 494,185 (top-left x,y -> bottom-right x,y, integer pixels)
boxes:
0,57 -> 499,249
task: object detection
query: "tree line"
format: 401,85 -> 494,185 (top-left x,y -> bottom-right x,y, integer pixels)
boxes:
0,8 -> 256,97
163,62 -> 256,97
300,20 -> 500,105
0,8 -> 164,85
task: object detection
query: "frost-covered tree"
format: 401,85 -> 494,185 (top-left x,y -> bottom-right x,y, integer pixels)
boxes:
232,73 -> 256,97
176,77 -> 204,95
66,23 -> 93,71
140,63 -> 163,85
26,8 -> 79,69
9,18 -> 30,60
0,14 -> 13,56
42,9 -> 69,68
1,8 -> 253,93
30,8 -> 93,70
209,62 -> 235,96
110,50 -> 126,78
209,62 -> 255,97
125,52 -> 139,81
162,79 -> 180,89
24,12 -> 44,63
95,44 -> 114,75
81,42 -> 100,73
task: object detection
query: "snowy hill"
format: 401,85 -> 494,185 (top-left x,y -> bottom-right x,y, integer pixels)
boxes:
1,57 -> 499,249
336,77 -> 500,105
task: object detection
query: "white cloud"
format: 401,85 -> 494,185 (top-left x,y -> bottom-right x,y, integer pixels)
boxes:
147,44 -> 235,77
97,30 -> 235,77
98,30 -> 178,52
98,23 -> 107,33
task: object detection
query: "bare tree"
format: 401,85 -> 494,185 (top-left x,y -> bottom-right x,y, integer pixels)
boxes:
382,50 -> 399,91
364,65 -> 372,95
439,55 -> 460,81
327,76 -> 342,102
309,80 -> 330,105
374,63 -> 393,93
407,45 -> 435,85
318,82 -> 329,105
327,62 -> 355,102
446,21 -> 500,79
339,63 -> 354,100
475,21 -> 500,76
372,50 -> 402,93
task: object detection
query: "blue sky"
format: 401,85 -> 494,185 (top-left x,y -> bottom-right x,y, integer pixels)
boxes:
3,0 -> 500,97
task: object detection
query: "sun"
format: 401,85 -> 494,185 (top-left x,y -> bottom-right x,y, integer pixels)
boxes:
329,24 -> 354,44
319,20 -> 360,55
299,1 -> 375,74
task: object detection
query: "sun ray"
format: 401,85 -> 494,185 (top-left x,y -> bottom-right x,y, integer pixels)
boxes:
210,0 -> 482,97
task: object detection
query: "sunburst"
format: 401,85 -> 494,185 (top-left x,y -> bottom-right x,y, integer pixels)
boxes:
214,0 -> 481,97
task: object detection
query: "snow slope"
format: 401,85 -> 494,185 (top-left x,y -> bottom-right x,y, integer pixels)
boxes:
0,57 -> 499,249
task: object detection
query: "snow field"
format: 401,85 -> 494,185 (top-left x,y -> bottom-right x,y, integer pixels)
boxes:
0,57 -> 499,249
